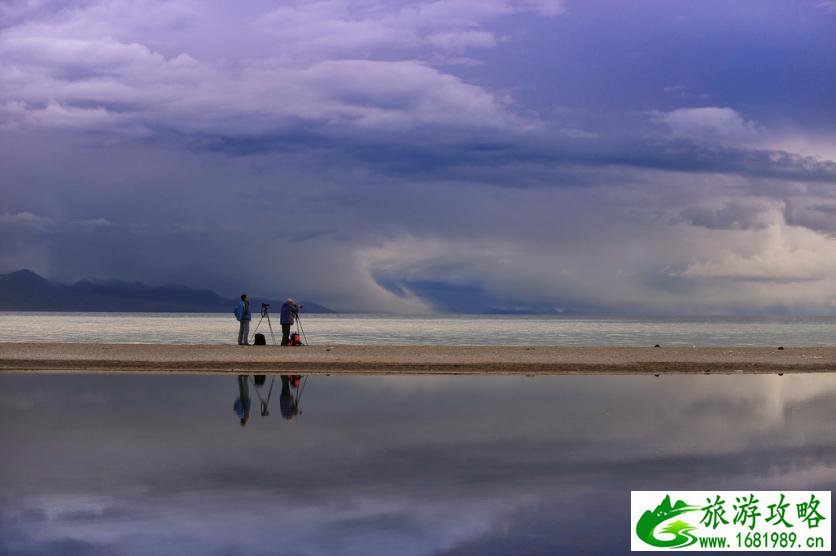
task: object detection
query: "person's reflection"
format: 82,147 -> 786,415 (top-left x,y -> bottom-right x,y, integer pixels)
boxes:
236,374 -> 304,421
233,375 -> 251,426
280,375 -> 303,420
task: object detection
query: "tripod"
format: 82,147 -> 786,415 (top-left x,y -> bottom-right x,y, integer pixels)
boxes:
251,304 -> 277,345
254,375 -> 275,416
295,311 -> 309,346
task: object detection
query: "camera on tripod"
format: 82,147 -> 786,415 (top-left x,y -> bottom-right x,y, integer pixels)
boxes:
250,299 -> 308,346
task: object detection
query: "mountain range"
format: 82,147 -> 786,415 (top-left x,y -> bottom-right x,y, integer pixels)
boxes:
0,270 -> 332,313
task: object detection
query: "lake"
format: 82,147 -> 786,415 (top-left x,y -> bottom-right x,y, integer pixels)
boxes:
1,313 -> 834,553
1,312 -> 836,346
1,372 -> 834,554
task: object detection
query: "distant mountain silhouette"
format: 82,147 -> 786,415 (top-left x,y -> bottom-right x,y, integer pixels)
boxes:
0,270 -> 333,313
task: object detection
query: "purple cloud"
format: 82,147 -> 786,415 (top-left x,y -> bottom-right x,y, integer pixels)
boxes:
2,0 -> 836,314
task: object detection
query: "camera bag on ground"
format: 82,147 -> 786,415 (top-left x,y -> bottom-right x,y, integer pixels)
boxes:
253,333 -> 266,346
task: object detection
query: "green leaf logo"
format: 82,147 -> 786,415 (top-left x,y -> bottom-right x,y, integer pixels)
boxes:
636,495 -> 700,548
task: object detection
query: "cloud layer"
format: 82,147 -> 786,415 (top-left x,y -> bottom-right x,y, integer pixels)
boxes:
1,0 -> 835,313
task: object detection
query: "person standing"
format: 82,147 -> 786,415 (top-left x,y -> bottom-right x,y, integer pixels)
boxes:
235,294 -> 252,345
280,298 -> 298,346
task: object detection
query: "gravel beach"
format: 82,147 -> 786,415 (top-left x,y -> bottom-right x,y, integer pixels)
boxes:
1,343 -> 835,374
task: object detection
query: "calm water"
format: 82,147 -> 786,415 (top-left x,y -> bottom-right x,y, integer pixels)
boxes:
1,373 -> 834,554
1,312 -> 835,346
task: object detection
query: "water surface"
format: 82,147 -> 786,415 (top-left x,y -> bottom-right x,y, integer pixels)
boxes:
1,373 -> 834,554
2,312 -> 835,346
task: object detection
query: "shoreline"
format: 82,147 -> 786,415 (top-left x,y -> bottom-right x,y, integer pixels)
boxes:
1,343 -> 836,374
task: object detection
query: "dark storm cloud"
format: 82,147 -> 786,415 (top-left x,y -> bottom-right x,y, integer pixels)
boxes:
1,0 -> 836,313
337,136 -> 836,185
784,201 -> 836,234
679,202 -> 772,231
191,127 -> 836,199
599,143 -> 836,183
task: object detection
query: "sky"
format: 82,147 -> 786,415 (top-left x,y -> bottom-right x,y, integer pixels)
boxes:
1,0 -> 835,314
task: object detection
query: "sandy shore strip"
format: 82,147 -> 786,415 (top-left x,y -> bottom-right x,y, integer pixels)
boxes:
1,343 -> 835,374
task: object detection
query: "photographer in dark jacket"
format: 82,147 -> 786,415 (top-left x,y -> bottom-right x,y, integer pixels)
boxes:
280,298 -> 298,346
235,294 -> 252,345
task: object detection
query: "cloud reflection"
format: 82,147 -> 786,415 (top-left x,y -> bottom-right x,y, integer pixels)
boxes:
1,373 -> 835,554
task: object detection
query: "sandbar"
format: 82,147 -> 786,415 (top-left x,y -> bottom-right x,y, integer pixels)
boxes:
1,343 -> 835,374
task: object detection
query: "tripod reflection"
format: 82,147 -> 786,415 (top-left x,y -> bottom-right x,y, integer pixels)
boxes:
234,374 -> 307,424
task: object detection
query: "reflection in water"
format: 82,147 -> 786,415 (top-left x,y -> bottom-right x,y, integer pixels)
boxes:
1,373 -> 835,555
280,375 -> 305,420
233,375 -> 251,426
236,374 -> 306,422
